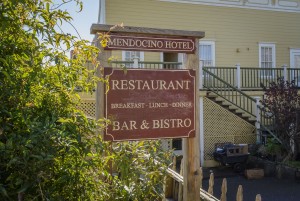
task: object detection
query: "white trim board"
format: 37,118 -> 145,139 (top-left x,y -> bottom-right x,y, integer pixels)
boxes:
158,0 -> 300,13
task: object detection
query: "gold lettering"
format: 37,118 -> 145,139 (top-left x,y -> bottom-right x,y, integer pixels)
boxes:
149,103 -> 168,108
121,80 -> 128,89
136,40 -> 142,47
128,80 -> 135,90
122,39 -> 129,47
159,80 -> 167,90
165,41 -> 171,48
142,80 -> 150,90
152,118 -> 192,129
150,40 -> 157,48
171,42 -> 177,49
111,80 -> 120,90
153,120 -> 160,128
135,80 -> 143,89
108,38 -> 118,46
167,81 -> 175,90
111,80 -> 191,90
183,42 -> 188,49
112,121 -> 120,131
142,40 -> 148,47
157,41 -> 163,48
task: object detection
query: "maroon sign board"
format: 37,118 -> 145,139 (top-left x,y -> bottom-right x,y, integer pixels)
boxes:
105,34 -> 195,53
103,68 -> 196,141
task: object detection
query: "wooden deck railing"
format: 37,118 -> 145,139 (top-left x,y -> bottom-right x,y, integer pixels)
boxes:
111,60 -> 182,69
203,65 -> 300,89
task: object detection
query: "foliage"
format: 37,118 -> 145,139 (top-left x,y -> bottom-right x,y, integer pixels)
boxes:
264,138 -> 286,161
0,0 -> 171,200
284,160 -> 300,169
261,77 -> 300,161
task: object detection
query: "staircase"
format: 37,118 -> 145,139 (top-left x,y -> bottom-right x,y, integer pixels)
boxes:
206,92 -> 256,125
202,68 -> 281,144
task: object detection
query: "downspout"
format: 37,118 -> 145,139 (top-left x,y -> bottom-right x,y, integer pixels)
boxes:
98,0 -> 106,24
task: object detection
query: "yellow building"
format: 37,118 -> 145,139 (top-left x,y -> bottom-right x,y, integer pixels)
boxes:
81,0 -> 300,167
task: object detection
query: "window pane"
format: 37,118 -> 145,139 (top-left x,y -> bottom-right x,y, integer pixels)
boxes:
260,44 -> 275,76
200,44 -> 213,67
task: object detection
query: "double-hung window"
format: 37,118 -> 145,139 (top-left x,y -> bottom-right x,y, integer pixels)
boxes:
259,43 -> 276,77
199,41 -> 215,67
122,51 -> 144,68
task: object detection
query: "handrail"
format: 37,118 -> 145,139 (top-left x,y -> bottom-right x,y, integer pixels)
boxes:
166,167 -> 220,201
203,68 -> 256,117
203,68 -> 280,144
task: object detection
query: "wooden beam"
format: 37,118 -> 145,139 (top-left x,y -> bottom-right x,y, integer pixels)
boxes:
91,24 -> 205,38
183,38 -> 201,201
95,35 -> 112,136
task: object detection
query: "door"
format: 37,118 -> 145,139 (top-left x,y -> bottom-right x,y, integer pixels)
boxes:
290,49 -> 300,85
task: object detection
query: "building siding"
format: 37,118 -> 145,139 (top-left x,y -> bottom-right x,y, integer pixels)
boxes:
106,0 -> 300,67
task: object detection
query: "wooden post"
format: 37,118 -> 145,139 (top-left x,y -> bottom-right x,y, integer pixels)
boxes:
178,159 -> 184,201
254,97 -> 261,144
164,175 -> 174,198
208,172 -> 214,195
255,194 -> 262,201
95,34 -> 112,136
236,63 -> 241,89
183,38 -> 201,201
199,167 -> 203,189
282,64 -> 288,81
236,185 -> 243,201
220,178 -> 227,201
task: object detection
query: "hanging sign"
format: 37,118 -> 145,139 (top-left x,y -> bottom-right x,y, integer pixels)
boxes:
103,68 -> 196,141
105,34 -> 195,53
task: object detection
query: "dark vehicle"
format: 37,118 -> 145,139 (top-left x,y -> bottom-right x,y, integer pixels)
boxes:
213,143 -> 249,172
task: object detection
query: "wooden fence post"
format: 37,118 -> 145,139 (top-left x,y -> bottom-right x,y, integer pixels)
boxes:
183,38 -> 201,201
164,157 -> 176,198
208,172 -> 214,195
236,185 -> 243,201
172,156 -> 177,199
199,167 -> 203,189
220,178 -> 227,201
255,194 -> 262,201
178,159 -> 184,201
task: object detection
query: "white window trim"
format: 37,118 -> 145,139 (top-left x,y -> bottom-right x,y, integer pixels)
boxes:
122,51 -> 144,68
259,43 -> 276,77
290,48 -> 300,68
199,40 -> 215,67
290,48 -> 300,82
122,51 -> 144,61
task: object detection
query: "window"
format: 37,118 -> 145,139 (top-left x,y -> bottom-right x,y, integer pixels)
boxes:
199,41 -> 215,67
122,51 -> 144,68
259,43 -> 276,77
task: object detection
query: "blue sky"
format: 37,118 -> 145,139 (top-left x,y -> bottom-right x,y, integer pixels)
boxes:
58,0 -> 99,42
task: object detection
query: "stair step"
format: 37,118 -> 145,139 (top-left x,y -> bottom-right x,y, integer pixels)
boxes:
207,93 -> 218,98
206,93 -> 256,125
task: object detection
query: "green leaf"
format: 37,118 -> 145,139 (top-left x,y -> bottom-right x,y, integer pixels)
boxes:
46,2 -> 50,12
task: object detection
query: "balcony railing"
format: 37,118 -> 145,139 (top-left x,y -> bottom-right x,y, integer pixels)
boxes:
109,61 -> 300,89
111,60 -> 182,69
203,65 -> 300,89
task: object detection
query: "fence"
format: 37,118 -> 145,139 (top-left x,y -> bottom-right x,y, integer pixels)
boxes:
164,157 -> 262,201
